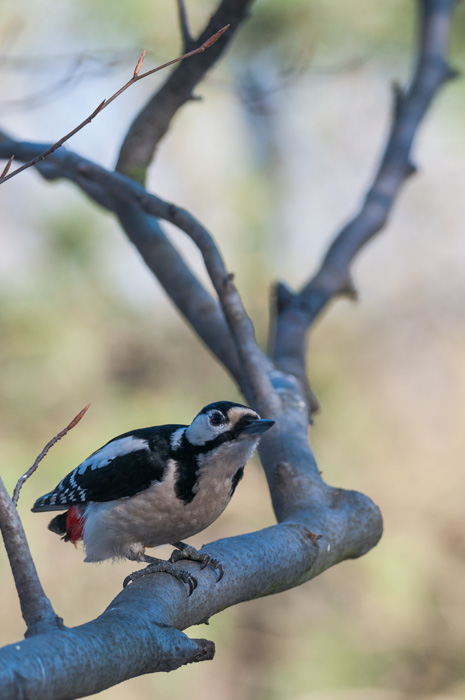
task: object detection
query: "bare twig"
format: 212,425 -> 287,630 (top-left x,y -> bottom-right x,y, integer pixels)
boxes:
12,404 -> 90,506
0,404 -> 89,634
0,26 -> 229,185
133,50 -> 146,78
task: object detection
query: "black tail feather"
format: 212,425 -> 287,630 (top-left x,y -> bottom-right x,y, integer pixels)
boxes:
48,511 -> 70,541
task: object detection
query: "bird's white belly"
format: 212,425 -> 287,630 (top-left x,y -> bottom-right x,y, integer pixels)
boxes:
82,449 -> 249,562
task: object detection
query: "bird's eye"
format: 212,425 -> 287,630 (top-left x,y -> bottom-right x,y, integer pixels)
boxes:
209,411 -> 224,427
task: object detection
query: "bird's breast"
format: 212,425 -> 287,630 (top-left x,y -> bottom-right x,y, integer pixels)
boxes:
84,445 -> 252,554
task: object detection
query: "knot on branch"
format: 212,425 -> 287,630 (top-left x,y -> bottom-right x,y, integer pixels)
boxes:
270,371 -> 310,413
405,160 -> 418,177
283,522 -> 322,549
274,462 -> 298,492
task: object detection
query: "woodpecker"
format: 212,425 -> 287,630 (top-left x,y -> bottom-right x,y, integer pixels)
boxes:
32,401 -> 274,594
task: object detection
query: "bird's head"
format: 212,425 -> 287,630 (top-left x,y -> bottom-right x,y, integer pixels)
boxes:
185,401 -> 274,447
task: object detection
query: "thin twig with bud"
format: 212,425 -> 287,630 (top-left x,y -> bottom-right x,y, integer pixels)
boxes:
12,404 -> 90,505
0,26 -> 229,185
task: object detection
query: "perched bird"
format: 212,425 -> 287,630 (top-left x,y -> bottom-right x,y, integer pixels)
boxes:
32,401 -> 274,594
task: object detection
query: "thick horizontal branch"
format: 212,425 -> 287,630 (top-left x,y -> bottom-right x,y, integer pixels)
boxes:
0,474 -> 381,699
116,0 -> 254,180
0,343 -> 382,699
272,0 -> 458,376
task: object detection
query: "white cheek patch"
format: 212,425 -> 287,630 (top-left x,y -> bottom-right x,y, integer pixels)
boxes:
185,413 -> 229,446
77,436 -> 150,473
170,427 -> 186,450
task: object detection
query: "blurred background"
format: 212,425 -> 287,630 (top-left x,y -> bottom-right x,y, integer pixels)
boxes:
1,1 -> 465,698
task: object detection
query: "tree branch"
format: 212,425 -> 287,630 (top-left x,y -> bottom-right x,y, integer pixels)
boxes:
0,476 -> 63,637
116,0 -> 254,181
0,484 -> 381,698
164,202 -> 279,412
176,0 -> 194,52
0,131 -> 248,384
0,135 -> 275,406
115,202 -> 246,383
271,0 -> 458,380
1,408 -> 88,635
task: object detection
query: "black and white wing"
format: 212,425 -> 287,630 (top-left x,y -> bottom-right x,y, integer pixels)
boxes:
31,427 -> 176,511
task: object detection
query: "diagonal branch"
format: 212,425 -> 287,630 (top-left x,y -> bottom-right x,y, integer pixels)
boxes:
165,203 -> 280,414
0,476 -> 62,636
0,131 -> 246,383
272,0 -> 458,380
0,135 -> 277,411
115,203 -> 245,380
116,0 -> 254,180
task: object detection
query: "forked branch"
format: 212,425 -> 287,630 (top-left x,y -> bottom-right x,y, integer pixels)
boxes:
272,0 -> 458,379
116,0 -> 254,179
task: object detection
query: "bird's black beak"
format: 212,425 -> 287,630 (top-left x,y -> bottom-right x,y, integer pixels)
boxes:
239,419 -> 275,436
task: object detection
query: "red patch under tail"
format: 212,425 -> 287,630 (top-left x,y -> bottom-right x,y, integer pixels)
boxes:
66,506 -> 85,545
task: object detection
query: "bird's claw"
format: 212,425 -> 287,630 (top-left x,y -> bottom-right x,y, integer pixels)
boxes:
170,547 -> 224,582
214,560 -> 224,582
184,571 -> 198,596
123,562 -> 198,596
